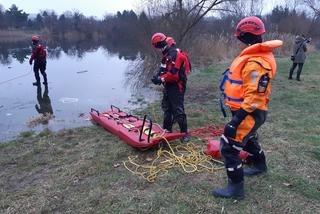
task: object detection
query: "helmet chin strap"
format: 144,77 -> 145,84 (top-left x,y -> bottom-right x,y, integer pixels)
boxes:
161,45 -> 171,55
161,45 -> 168,52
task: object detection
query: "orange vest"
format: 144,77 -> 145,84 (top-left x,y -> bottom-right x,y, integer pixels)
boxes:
220,40 -> 283,111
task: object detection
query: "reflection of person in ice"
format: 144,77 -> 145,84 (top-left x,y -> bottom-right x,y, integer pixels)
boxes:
36,84 -> 53,118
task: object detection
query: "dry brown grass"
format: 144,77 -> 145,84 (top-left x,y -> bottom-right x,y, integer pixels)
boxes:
0,30 -> 36,42
188,32 -> 313,69
26,113 -> 55,128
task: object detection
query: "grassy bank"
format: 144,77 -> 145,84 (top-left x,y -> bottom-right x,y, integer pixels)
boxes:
1,52 -> 320,213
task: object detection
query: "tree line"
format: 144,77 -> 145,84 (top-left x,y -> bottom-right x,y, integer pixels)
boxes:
1,0 -> 319,88
1,1 -> 319,58
0,37 -> 142,65
1,2 -> 319,39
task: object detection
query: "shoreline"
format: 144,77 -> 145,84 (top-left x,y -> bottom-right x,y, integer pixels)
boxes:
0,30 -> 38,42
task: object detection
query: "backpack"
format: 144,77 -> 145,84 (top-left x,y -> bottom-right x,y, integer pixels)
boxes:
178,49 -> 191,75
175,49 -> 191,82
34,45 -> 46,61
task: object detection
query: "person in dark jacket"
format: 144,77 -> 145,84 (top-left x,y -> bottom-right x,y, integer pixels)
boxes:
29,36 -> 47,86
289,35 -> 309,81
150,33 -> 191,143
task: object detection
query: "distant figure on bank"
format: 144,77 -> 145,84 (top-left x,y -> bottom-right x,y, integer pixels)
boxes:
150,33 -> 191,143
29,36 -> 47,86
289,34 -> 310,81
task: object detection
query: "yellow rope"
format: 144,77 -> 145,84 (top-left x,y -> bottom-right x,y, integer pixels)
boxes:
123,137 -> 224,183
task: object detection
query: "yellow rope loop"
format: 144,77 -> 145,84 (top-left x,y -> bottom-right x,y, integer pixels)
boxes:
123,137 -> 224,183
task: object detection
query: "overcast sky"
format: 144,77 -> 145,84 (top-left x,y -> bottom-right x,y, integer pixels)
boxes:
0,0 -> 138,18
0,0 -> 290,18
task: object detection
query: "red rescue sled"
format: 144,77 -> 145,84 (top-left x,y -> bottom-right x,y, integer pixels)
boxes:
90,105 -> 186,148
205,140 -> 249,161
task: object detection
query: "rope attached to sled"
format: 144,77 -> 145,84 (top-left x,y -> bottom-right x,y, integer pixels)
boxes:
123,137 -> 224,183
0,66 -> 32,85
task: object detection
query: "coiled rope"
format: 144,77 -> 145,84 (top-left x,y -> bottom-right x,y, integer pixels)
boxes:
123,137 -> 224,183
123,101 -> 224,182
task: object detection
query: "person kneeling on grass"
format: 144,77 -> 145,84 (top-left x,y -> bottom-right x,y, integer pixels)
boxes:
213,16 -> 283,199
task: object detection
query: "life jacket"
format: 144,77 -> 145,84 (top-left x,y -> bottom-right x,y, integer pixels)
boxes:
160,47 -> 191,92
177,48 -> 191,76
220,40 -> 283,111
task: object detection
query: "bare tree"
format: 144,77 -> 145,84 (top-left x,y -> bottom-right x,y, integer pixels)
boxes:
304,0 -> 320,17
226,0 -> 264,17
284,0 -> 302,10
144,0 -> 238,43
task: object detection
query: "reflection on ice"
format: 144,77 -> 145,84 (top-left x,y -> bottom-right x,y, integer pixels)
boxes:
0,46 -> 159,142
59,97 -> 79,104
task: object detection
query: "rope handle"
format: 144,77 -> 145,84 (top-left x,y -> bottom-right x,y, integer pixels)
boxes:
90,108 -> 100,116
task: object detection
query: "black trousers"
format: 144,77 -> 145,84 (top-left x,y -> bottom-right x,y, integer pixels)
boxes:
33,61 -> 47,83
220,109 -> 267,183
161,84 -> 187,133
289,63 -> 304,80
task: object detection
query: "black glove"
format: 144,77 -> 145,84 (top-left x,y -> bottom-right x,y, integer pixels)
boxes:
224,108 -> 249,139
160,67 -> 167,73
224,123 -> 237,139
151,75 -> 162,85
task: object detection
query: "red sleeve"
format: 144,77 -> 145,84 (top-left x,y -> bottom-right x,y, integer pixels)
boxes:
30,49 -> 36,62
161,71 -> 180,83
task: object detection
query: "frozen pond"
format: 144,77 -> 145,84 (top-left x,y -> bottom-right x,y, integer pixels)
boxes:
0,44 -> 158,142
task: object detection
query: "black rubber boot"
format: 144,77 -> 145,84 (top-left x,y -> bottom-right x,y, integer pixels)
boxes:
244,151 -> 267,176
42,72 -> 48,85
296,63 -> 303,81
180,136 -> 189,143
288,67 -> 294,80
244,164 -> 267,176
212,179 -> 244,199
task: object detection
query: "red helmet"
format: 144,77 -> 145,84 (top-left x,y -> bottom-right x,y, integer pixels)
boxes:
151,33 -> 167,48
166,37 -> 176,46
31,36 -> 40,42
235,16 -> 265,37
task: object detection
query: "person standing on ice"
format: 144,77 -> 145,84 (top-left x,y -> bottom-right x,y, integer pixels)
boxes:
29,36 -> 47,86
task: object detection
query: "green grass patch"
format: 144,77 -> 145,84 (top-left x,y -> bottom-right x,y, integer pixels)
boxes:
1,52 -> 320,213
18,130 -> 35,138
